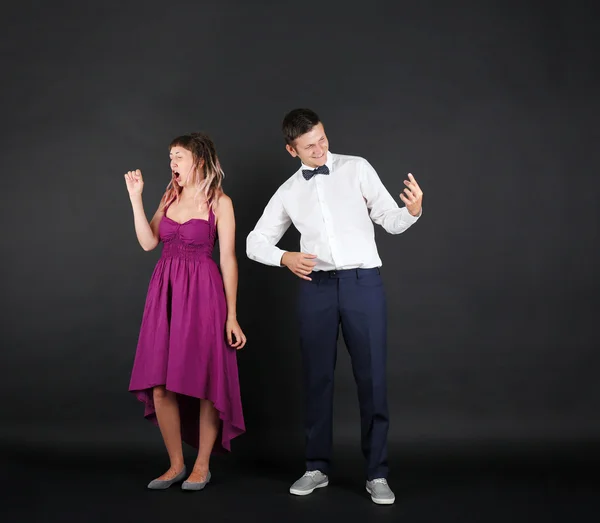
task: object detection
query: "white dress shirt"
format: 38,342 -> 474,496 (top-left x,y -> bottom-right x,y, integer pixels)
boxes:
246,151 -> 421,271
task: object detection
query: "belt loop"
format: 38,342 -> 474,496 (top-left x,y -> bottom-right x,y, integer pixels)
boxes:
355,269 -> 360,279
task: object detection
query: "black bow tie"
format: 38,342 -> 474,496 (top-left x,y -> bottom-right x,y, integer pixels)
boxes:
302,164 -> 330,180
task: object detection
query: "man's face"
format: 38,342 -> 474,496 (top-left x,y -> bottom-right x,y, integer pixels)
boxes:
286,123 -> 329,168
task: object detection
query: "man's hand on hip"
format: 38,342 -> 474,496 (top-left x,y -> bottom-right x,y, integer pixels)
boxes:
281,252 -> 317,281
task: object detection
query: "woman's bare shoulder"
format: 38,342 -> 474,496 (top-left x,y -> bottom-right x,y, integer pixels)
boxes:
213,190 -> 233,213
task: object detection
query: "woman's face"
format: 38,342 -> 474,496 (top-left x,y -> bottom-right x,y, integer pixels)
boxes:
169,146 -> 195,187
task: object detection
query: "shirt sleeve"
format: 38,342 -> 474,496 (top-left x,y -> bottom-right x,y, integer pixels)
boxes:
359,158 -> 421,234
246,190 -> 292,266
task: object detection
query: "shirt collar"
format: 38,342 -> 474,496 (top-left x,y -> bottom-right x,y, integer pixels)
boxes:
300,150 -> 333,173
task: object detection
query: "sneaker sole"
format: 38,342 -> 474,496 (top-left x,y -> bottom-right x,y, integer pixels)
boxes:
289,480 -> 329,496
366,486 -> 395,505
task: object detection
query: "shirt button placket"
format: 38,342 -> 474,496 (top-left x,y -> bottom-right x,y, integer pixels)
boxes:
318,178 -> 338,267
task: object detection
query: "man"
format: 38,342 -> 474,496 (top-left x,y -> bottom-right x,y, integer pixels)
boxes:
246,108 -> 423,505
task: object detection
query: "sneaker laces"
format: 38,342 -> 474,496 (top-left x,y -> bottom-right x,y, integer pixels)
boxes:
371,478 -> 388,485
304,470 -> 322,478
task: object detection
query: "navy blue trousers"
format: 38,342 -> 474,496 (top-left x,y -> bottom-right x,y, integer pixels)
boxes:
298,267 -> 389,480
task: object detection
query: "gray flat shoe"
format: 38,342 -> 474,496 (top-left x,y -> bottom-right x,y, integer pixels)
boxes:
147,467 -> 187,490
181,470 -> 212,491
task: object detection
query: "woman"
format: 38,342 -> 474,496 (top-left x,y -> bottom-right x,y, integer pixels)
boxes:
124,132 -> 246,491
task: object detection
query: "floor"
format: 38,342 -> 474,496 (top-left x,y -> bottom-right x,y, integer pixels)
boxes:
2,444 -> 599,522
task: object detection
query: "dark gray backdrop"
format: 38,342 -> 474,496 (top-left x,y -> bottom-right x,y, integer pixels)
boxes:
1,1 -> 598,466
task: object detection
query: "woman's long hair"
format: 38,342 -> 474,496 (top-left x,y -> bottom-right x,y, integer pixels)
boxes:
161,132 -> 224,212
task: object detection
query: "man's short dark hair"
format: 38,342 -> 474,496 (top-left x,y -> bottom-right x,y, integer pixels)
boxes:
282,108 -> 321,145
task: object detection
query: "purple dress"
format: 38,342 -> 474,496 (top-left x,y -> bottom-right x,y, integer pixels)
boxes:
129,204 -> 245,452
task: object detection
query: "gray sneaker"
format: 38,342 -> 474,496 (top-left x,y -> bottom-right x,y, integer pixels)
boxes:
366,478 -> 395,505
289,470 -> 329,496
